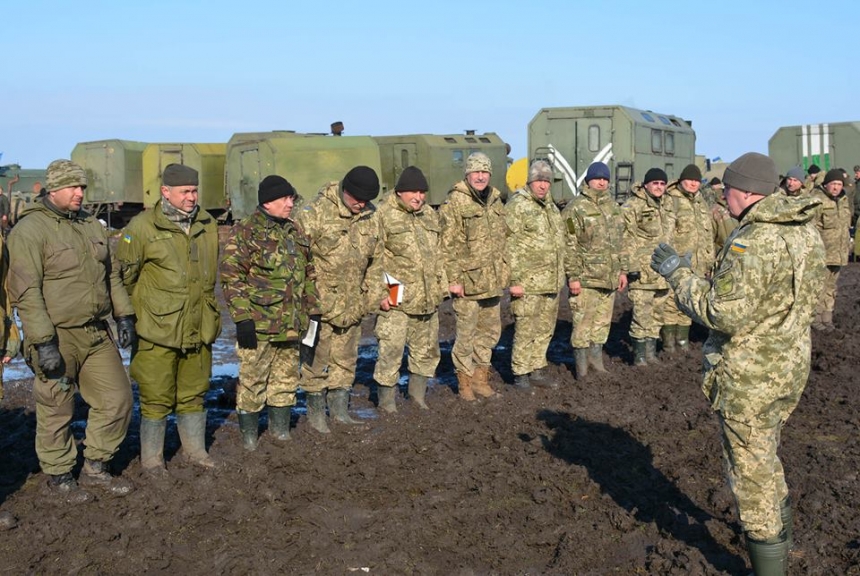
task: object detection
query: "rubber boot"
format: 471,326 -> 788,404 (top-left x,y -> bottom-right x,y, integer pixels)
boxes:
530,367 -> 557,389
407,374 -> 429,410
746,533 -> 789,576
79,459 -> 134,496
589,344 -> 607,373
456,371 -> 475,401
267,406 -> 291,441
237,411 -> 260,451
177,411 -> 216,469
139,417 -> 168,476
512,373 -> 532,392
677,325 -> 690,351
377,385 -> 398,413
821,310 -> 835,332
780,496 -> 793,552
632,338 -> 647,366
305,392 -> 330,434
645,338 -> 659,364
471,365 -> 497,398
574,348 -> 589,380
661,325 -> 677,354
329,388 -> 364,425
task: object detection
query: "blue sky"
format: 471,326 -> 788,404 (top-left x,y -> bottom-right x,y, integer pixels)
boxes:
4,0 -> 856,168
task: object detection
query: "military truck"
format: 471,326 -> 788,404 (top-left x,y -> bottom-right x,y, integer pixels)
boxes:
142,143 -> 227,215
527,105 -> 696,204
768,122 -> 860,174
0,164 -> 47,227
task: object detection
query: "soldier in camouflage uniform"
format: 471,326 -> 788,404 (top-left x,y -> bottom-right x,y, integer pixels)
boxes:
711,192 -> 739,254
9,160 -> 137,499
561,162 -> 627,379
439,152 -> 509,401
621,168 -> 674,366
811,168 -> 852,331
652,152 -> 825,576
505,160 -> 564,390
118,164 -> 222,474
295,166 -> 380,431
367,167 -> 446,412
221,175 -> 320,450
780,166 -> 807,197
663,164 -> 715,353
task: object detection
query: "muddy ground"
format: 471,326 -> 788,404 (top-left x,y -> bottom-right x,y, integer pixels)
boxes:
1,261 -> 859,575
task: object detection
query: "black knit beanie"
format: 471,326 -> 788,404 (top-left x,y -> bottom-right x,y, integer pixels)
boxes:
342,166 -> 380,201
643,167 -> 668,185
395,166 -> 429,192
679,164 -> 702,182
258,175 -> 296,204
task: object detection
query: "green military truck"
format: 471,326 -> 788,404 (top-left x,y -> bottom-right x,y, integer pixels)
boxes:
768,122 -> 860,174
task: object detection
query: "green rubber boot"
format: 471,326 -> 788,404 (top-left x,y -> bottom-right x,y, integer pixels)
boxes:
237,411 -> 259,451
267,406 -> 291,441
661,325 -> 677,354
305,392 -> 330,434
377,385 -> 398,414
747,533 -> 789,576
329,388 -> 364,425
632,338 -> 647,366
408,374 -> 429,410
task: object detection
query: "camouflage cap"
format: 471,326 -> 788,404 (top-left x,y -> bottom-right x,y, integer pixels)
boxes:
465,152 -> 492,175
45,159 -> 87,192
527,160 -> 552,183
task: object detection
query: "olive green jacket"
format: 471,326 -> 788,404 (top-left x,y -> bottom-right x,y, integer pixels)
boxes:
117,200 -> 221,350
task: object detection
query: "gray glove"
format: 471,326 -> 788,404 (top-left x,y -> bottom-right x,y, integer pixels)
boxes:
35,341 -> 62,373
650,243 -> 692,278
115,316 -> 137,349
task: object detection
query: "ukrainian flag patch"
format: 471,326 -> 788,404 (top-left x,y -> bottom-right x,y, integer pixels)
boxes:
123,234 -> 132,243
730,241 -> 747,254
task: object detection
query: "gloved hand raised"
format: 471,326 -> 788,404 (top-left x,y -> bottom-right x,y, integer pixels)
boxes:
115,316 -> 138,348
650,243 -> 692,279
35,341 -> 63,373
235,320 -> 258,350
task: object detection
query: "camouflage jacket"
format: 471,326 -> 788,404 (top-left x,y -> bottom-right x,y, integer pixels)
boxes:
294,182 -> 378,328
366,193 -> 447,315
666,183 -> 715,276
220,209 -> 320,342
811,187 -> 852,266
667,193 -> 826,427
561,184 -> 626,290
8,199 -> 134,345
439,181 -> 509,300
711,195 -> 739,254
621,184 -> 675,290
117,199 -> 221,350
505,187 -> 564,295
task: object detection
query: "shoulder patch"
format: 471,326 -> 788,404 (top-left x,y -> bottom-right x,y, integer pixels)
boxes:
730,241 -> 747,254
123,234 -> 132,243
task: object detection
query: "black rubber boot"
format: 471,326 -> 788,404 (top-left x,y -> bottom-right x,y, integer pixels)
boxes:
267,406 -> 291,441
305,392 -> 330,433
645,338 -> 659,364
377,385 -> 398,413
589,344 -> 607,373
632,338 -> 647,366
747,532 -> 789,576
661,325 -> 677,354
329,388 -> 364,424
574,348 -> 589,380
407,374 -> 429,410
237,411 -> 260,451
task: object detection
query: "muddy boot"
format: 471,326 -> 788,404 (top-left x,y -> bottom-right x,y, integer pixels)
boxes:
512,373 -> 532,392
821,310 -> 835,332
530,367 -> 557,389
267,406 -> 291,441
140,417 -> 168,477
588,344 -> 607,373
407,374 -> 429,410
456,371 -> 475,401
177,411 -> 216,469
780,496 -> 793,552
645,338 -> 659,364
471,365 -> 497,398
574,348 -> 589,380
632,339 -> 647,366
676,325 -> 690,351
305,392 -> 330,434
661,325 -> 677,354
811,311 -> 826,331
79,459 -> 134,496
237,411 -> 260,451
46,472 -> 93,504
329,388 -> 364,425
377,384 -> 398,413
746,533 -> 789,576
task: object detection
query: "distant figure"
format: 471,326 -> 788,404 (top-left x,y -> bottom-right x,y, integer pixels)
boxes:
805,163 -> 823,189
810,169 -> 851,331
331,121 -> 344,136
781,166 -> 806,197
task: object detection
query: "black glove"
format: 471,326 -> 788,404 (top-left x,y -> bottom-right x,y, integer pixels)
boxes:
235,320 -> 258,350
650,243 -> 692,279
627,271 -> 641,284
35,341 -> 62,373
115,316 -> 137,349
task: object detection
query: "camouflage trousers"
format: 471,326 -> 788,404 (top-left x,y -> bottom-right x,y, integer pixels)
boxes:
628,288 -> 671,340
511,293 -> 559,376
131,339 -> 212,420
452,296 -> 501,376
236,341 -> 300,413
29,324 -> 132,475
718,413 -> 790,540
374,308 -> 440,387
816,265 -> 841,315
663,288 -> 692,327
569,287 -> 616,349
301,321 -> 360,392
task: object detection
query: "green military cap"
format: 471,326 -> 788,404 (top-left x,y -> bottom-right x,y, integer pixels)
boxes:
163,163 -> 199,186
45,159 -> 87,192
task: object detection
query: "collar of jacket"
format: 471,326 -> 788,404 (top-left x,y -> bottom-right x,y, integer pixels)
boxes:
257,205 -> 292,226
581,185 -> 610,202
391,192 -> 427,215
41,196 -> 87,221
152,198 -> 210,231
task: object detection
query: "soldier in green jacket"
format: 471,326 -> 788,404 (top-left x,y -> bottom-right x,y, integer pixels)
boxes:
295,166 -> 380,432
505,160 -> 564,390
221,175 -> 320,450
652,153 -> 825,576
8,159 -> 137,499
811,168 -> 852,331
561,162 -> 627,379
439,152 -> 509,401
117,164 -> 222,474
367,167 -> 446,412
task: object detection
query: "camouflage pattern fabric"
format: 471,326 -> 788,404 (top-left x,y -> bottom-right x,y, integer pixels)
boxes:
818,265 -> 841,315
236,342 -> 300,412
374,308 -> 440,387
662,290 -> 692,327
569,287 -> 616,348
622,184 -> 675,289
301,321 -> 360,393
451,296 -> 501,376
665,182 -> 715,276
666,193 -> 826,540
711,196 -> 739,254
221,209 -> 320,342
510,294 -> 559,375
628,288 -> 670,340
44,159 -> 87,192
811,187 -> 852,266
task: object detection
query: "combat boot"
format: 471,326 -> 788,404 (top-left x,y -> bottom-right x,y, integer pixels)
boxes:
456,371 -> 475,401
530,367 -> 557,389
305,391 -> 330,433
574,348 -> 589,380
645,338 -> 659,364
377,384 -> 398,413
512,373 -> 532,392
588,344 -> 607,373
661,325 -> 677,354
177,411 -> 217,469
237,411 -> 260,451
471,365 -> 497,398
329,388 -> 364,425
79,459 -> 134,496
407,373 -> 429,410
139,417 -> 168,477
632,339 -> 647,366
746,532 -> 789,576
267,406 -> 291,441
46,472 -> 93,504
676,325 -> 691,351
